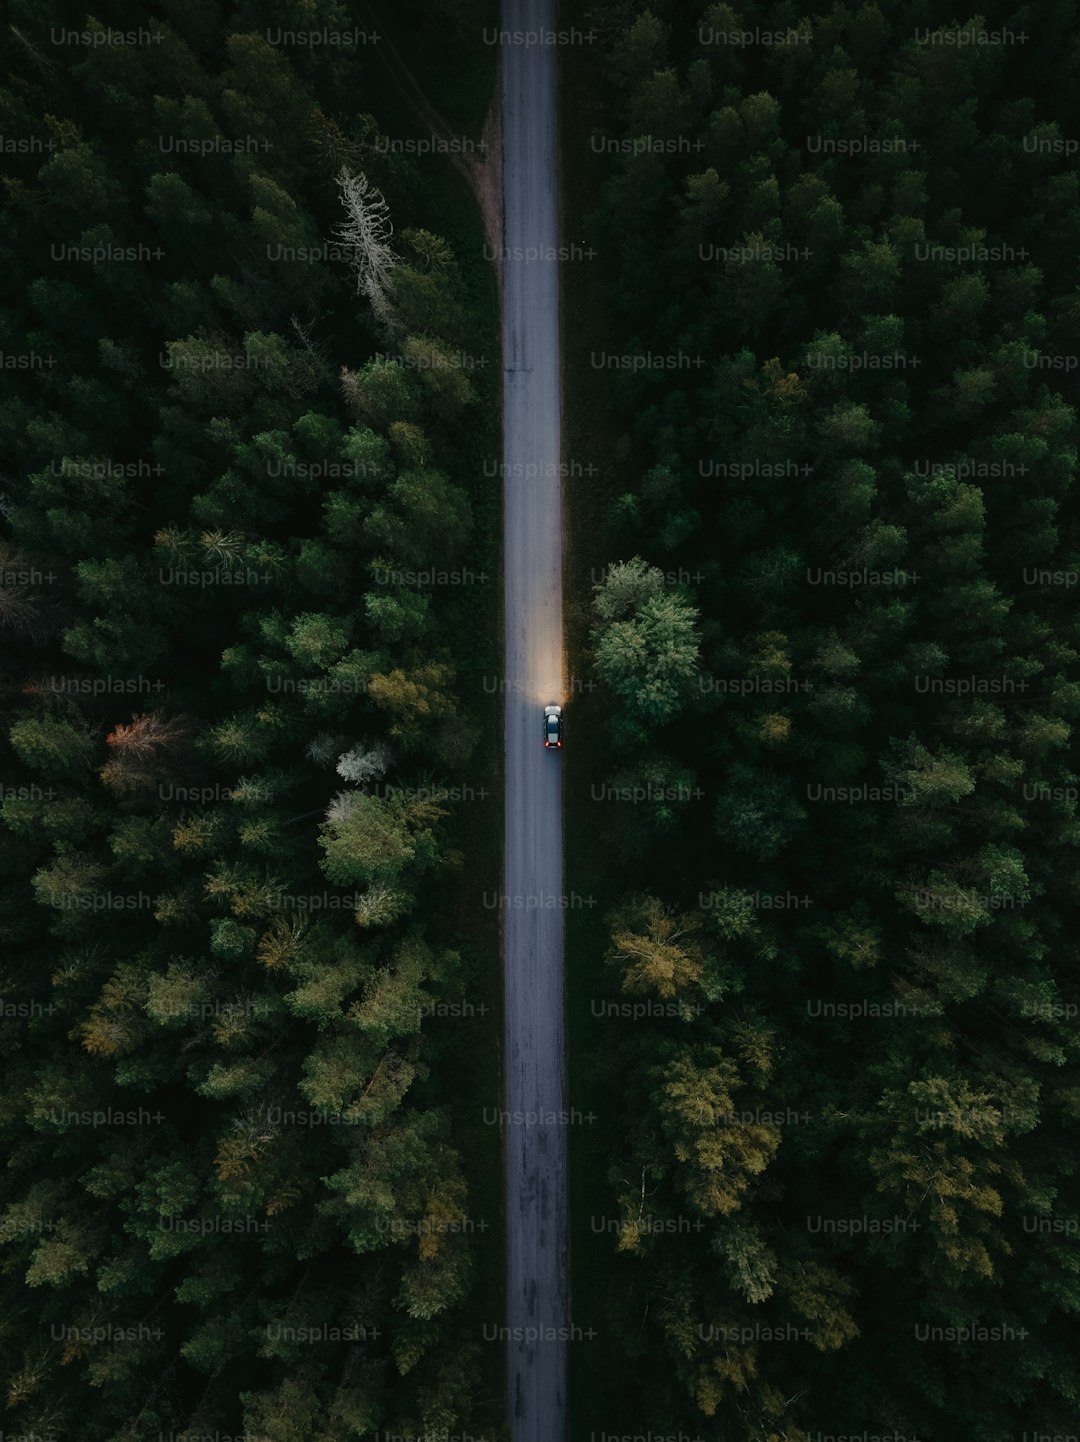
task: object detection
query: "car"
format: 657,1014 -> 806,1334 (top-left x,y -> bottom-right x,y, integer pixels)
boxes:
544,704 -> 562,749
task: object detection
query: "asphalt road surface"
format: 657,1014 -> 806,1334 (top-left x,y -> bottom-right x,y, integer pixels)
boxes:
500,0 -> 567,1437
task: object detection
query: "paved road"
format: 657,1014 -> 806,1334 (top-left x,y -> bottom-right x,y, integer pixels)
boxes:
500,0 -> 567,1438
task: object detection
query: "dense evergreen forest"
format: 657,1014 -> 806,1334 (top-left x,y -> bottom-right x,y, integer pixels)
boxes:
0,1 -> 501,1438
568,1 -> 1080,1437
6,0 -> 1080,1436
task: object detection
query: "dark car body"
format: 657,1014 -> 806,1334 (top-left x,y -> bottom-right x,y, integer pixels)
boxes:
544,704 -> 562,748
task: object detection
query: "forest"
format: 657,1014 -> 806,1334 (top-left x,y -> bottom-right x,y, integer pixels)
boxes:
565,1 -> 1080,1438
0,1 -> 501,1438
6,0 -> 1080,1437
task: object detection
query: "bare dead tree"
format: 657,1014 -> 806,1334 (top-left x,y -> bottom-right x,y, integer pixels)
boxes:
332,167 -> 398,322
